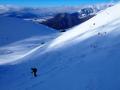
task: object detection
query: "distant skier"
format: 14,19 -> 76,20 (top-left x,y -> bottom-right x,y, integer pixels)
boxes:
90,44 -> 97,48
98,32 -> 107,36
98,32 -> 101,36
93,23 -> 95,25
31,68 -> 37,77
104,32 -> 107,35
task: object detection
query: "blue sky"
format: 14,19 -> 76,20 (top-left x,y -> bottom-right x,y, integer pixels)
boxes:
0,0 -> 114,7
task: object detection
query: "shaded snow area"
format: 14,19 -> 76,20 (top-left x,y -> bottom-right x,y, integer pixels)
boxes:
0,16 -> 57,46
0,16 -> 58,64
1,3 -> 120,90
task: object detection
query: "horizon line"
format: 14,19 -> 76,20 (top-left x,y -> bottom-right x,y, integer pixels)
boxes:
0,2 -> 116,8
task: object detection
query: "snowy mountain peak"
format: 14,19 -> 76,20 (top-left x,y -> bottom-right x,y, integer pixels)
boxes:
49,3 -> 120,48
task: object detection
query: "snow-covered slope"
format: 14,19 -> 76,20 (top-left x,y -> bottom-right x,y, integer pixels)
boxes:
0,16 -> 58,64
50,3 -> 120,48
0,16 -> 57,46
1,2 -> 120,90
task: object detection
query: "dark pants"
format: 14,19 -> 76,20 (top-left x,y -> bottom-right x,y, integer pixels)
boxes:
32,71 -> 37,77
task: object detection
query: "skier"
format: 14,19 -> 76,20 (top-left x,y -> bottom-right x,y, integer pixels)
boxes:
104,32 -> 107,35
93,23 -> 95,25
90,44 -> 97,48
31,68 -> 37,77
98,32 -> 101,36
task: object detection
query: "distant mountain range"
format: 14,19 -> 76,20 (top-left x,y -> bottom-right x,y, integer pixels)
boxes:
0,3 -> 114,30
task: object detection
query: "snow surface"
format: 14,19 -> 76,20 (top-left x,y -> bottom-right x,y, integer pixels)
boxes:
1,2 -> 120,90
0,16 -> 57,46
0,34 -> 58,65
0,16 -> 58,64
49,3 -> 120,48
